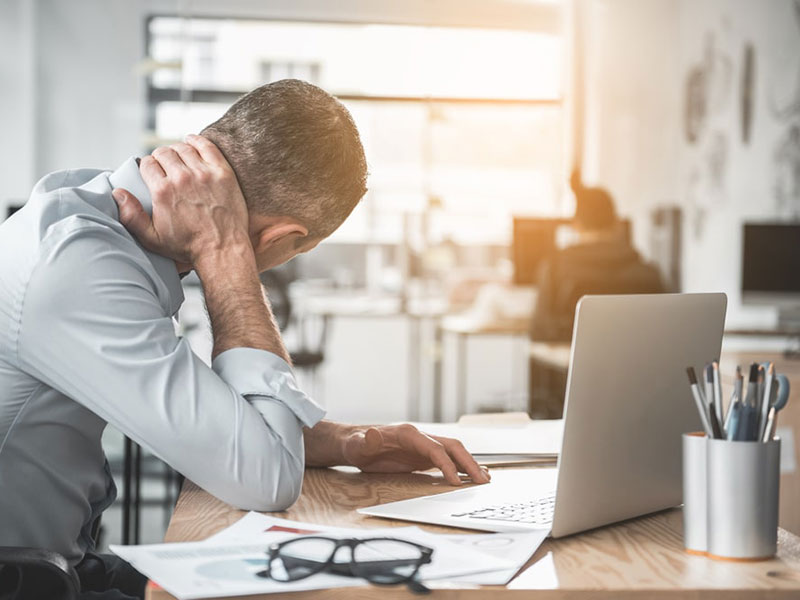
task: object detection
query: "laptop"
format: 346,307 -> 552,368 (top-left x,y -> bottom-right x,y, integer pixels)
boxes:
359,293 -> 727,537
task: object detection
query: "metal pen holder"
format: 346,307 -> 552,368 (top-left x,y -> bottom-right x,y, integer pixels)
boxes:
683,432 -> 781,560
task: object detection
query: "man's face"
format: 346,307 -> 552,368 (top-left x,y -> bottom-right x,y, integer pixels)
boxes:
251,229 -> 321,273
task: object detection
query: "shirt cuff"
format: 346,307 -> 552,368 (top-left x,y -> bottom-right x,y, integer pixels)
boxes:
211,347 -> 326,428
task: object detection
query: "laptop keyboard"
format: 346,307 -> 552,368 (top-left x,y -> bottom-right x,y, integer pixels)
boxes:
451,492 -> 556,526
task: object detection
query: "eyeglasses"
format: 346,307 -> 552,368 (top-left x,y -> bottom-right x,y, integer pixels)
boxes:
257,535 -> 434,594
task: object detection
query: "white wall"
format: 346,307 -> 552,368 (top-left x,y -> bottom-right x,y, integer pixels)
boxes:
0,0 -> 145,200
582,0 -> 800,328
0,0 -> 38,202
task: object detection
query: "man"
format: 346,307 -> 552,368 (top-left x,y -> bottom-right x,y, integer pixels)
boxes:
0,79 -> 488,599
530,169 -> 664,342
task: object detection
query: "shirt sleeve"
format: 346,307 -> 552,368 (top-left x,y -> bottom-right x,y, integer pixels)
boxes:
211,348 -> 325,428
17,220 -> 325,511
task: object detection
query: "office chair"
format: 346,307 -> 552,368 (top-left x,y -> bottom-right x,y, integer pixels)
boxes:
529,262 -> 665,417
0,547 -> 80,600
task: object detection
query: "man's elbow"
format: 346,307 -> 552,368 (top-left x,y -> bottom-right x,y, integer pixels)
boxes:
224,453 -> 304,512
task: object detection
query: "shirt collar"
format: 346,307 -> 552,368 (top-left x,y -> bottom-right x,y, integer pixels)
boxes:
108,157 -> 185,316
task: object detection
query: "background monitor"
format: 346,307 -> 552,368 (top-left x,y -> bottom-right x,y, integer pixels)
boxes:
742,222 -> 800,308
512,217 -> 565,285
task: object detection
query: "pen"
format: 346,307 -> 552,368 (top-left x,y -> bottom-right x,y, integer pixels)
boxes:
724,366 -> 742,432
759,363 -> 774,441
712,361 -> 724,436
687,368 -> 713,437
762,406 -> 776,443
704,366 -> 723,439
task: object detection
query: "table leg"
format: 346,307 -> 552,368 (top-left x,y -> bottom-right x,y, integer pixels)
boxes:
122,436 -> 131,545
408,315 -> 420,422
433,323 -> 443,422
456,332 -> 467,419
133,443 -> 141,544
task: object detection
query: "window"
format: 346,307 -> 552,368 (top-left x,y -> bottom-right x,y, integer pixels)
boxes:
146,17 -> 565,245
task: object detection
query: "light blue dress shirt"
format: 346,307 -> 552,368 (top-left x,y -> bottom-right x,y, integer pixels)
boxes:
0,157 -> 325,565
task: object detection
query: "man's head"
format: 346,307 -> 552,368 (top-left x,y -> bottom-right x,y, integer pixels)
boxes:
201,79 -> 368,270
573,187 -> 617,233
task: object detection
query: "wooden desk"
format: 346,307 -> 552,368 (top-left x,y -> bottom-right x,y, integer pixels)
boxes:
148,467 -> 800,599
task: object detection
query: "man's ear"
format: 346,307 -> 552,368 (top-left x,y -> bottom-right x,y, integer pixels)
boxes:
252,219 -> 309,254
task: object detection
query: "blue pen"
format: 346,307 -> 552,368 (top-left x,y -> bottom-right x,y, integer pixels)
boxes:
726,401 -> 743,440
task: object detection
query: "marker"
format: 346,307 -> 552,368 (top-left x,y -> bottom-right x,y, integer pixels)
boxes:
687,367 -> 713,437
736,363 -> 760,440
744,363 -> 759,407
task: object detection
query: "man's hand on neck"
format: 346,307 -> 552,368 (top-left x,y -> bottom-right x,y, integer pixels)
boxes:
113,136 -> 289,363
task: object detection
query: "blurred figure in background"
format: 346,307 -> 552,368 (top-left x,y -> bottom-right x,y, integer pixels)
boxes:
530,169 -> 665,342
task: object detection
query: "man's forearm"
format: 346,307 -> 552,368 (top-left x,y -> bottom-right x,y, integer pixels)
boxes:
195,244 -> 290,363
304,420 -> 359,467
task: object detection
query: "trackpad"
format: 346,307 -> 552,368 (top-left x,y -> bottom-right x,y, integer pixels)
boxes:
427,488 -> 489,503
426,468 -> 557,504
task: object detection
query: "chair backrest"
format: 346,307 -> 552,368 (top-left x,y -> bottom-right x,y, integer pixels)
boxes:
557,261 -> 665,313
545,260 -> 666,342
0,547 -> 79,600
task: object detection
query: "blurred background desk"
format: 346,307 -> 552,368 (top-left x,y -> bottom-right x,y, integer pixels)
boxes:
434,317 -> 531,422
527,342 -> 570,419
146,468 -> 800,600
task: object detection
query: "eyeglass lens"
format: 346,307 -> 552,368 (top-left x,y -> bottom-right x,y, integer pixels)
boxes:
267,537 -> 427,585
351,538 -> 425,584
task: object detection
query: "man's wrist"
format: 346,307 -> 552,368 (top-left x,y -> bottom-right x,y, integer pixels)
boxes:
304,421 -> 361,467
193,241 -> 257,280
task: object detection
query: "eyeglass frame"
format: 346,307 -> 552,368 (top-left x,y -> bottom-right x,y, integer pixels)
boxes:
258,535 -> 433,589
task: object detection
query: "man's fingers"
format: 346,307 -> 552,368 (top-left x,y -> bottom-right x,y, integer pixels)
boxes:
152,146 -> 189,177
185,133 -> 228,166
139,155 -> 165,187
435,436 -> 490,484
112,188 -> 159,249
427,444 -> 462,485
170,142 -> 206,172
398,427 -> 462,485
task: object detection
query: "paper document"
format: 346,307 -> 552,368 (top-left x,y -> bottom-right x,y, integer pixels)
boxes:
409,415 -> 563,457
209,512 -> 546,587
112,537 -> 362,599
111,513 -> 515,599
